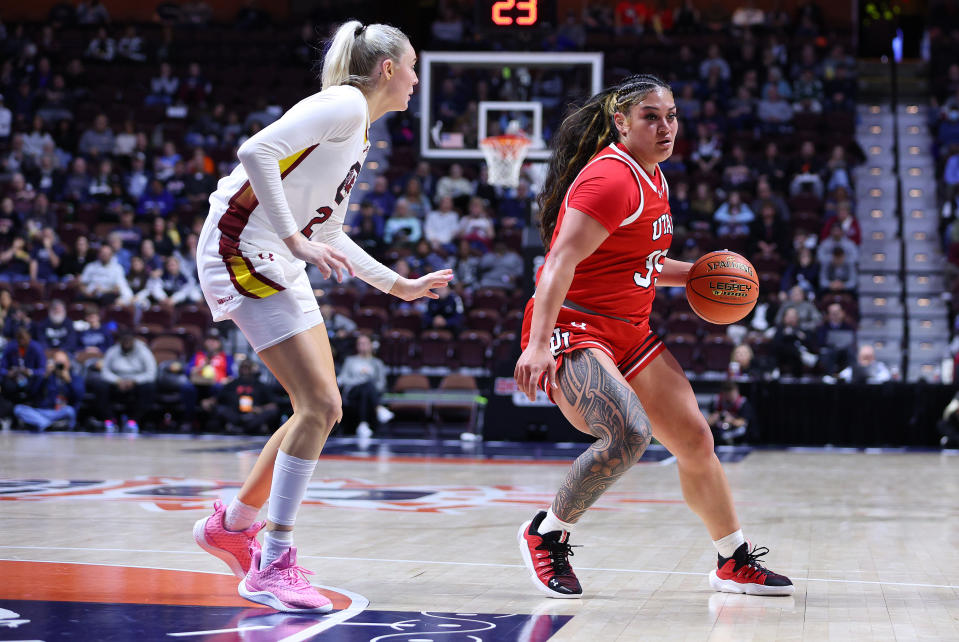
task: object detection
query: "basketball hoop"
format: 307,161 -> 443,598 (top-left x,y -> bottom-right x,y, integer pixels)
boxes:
481,134 -> 531,188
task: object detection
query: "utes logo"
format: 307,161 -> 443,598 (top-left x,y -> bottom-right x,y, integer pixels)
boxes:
651,212 -> 673,241
549,327 -> 571,356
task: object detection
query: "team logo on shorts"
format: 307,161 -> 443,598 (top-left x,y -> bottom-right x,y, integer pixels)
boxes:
549,328 -> 571,356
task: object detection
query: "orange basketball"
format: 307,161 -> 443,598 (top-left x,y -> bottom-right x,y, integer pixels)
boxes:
685,250 -> 759,324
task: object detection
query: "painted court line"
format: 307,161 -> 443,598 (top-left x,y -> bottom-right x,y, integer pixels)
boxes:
169,625 -> 272,637
3,545 -> 958,591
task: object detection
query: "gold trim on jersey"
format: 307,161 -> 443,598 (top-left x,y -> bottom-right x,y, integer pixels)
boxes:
224,256 -> 283,299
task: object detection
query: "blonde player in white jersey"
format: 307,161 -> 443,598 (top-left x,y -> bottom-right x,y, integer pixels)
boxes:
192,21 -> 452,613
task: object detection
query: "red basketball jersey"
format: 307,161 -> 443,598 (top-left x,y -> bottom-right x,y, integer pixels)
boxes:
541,142 -> 673,324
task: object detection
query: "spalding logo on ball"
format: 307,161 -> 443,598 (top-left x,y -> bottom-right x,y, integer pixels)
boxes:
685,250 -> 759,325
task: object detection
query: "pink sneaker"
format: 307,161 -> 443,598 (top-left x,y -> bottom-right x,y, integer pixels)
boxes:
193,500 -> 264,579
238,548 -> 333,613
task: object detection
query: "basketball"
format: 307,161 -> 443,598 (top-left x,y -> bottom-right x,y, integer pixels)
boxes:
685,251 -> 759,325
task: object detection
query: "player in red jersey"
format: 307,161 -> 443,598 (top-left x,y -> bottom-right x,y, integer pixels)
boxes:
515,74 -> 793,598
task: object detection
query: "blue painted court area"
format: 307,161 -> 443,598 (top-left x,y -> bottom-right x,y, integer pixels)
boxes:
0,600 -> 572,641
185,437 -> 753,464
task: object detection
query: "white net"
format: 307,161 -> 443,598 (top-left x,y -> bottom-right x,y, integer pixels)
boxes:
480,134 -> 532,188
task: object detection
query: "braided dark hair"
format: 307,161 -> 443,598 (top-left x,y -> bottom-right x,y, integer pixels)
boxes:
537,74 -> 671,248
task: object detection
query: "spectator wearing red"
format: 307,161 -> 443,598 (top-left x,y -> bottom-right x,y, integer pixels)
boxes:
706,381 -> 756,445
614,1 -> 651,34
457,196 -> 495,251
178,62 -> 212,105
189,331 -> 234,388
820,201 -> 861,245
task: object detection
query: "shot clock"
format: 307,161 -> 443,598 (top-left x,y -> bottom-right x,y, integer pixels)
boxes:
475,0 -> 556,33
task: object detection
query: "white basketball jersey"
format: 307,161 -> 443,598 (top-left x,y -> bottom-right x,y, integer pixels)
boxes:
204,84 -> 371,265
197,84 -> 401,316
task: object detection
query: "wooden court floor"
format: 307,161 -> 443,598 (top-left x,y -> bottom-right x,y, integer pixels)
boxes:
1,431 -> 958,641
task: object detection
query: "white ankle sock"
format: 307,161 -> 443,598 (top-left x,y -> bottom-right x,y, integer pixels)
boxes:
538,508 -> 575,535
262,530 -> 294,569
713,529 -> 745,558
224,497 -> 259,531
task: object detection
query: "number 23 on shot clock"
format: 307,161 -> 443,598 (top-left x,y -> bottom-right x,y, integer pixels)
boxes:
476,0 -> 555,31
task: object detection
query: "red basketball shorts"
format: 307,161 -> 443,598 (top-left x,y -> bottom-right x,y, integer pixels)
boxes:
519,298 -> 665,401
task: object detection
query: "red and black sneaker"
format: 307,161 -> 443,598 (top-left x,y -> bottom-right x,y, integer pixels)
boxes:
709,542 -> 794,596
517,511 -> 583,599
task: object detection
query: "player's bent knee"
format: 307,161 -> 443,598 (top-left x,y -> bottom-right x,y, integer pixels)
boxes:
672,422 -> 715,463
626,421 -> 652,454
610,420 -> 652,468
295,401 -> 342,433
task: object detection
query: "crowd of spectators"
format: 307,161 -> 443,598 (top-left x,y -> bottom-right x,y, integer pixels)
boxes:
425,0 -> 872,386
0,2 -> 868,434
926,3 -> 959,375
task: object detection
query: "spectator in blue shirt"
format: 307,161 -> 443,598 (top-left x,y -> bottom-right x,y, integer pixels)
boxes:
60,157 -> 92,204
77,305 -> 113,353
943,144 -> 959,208
13,349 -> 84,431
407,239 -> 449,277
366,175 -> 396,218
349,200 -> 384,238
29,227 -> 64,283
137,178 -> 175,217
424,284 -> 464,332
106,232 -> 133,275
0,236 -> 33,282
497,180 -> 534,229
2,305 -> 33,340
713,191 -> 755,237
112,207 -> 142,252
34,299 -> 78,354
1,327 -> 46,404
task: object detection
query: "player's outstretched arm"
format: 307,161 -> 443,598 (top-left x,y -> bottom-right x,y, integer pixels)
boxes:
390,269 -> 454,301
314,224 -> 451,299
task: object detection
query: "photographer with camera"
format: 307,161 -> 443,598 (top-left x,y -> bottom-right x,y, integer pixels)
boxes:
12,349 -> 84,431
706,380 -> 757,446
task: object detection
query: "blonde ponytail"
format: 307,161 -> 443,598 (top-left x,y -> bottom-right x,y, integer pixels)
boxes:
321,20 -> 409,91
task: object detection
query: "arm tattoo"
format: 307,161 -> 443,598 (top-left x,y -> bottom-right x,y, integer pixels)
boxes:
552,349 -> 652,524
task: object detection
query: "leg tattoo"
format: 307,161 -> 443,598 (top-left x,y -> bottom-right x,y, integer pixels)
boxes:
552,350 -> 652,523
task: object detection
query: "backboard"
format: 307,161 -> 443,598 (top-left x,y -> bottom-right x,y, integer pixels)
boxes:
419,51 -> 604,161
